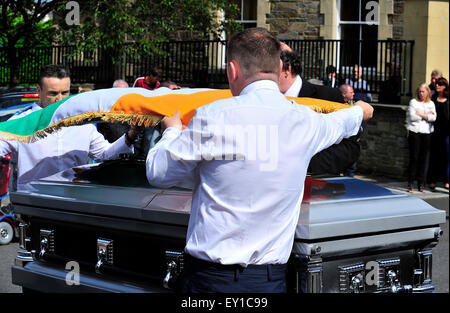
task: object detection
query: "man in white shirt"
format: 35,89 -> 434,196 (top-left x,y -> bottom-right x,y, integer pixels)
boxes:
0,64 -> 140,189
146,28 -> 373,293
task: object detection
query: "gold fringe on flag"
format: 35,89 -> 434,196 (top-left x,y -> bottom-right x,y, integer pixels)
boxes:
0,101 -> 348,143
0,112 -> 164,143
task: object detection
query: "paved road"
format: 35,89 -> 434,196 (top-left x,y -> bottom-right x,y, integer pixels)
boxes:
0,241 -> 21,293
0,180 -> 448,293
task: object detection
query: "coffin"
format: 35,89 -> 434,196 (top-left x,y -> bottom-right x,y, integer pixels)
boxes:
10,158 -> 446,293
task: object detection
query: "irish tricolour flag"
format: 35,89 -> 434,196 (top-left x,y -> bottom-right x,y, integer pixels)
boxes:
0,87 -> 349,143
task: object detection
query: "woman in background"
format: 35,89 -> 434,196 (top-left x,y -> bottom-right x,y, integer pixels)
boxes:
428,77 -> 449,190
406,84 -> 436,192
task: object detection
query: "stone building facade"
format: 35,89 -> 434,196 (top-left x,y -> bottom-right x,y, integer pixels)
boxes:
240,0 -> 448,179
253,0 -> 448,89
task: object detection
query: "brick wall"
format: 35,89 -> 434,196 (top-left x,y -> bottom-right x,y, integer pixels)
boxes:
358,104 -> 410,178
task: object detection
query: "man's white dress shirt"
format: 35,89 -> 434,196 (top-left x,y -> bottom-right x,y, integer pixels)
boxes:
284,75 -> 302,97
0,102 -> 133,188
146,80 -> 363,266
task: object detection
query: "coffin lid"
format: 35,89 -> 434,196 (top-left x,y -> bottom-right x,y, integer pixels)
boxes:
10,171 -> 446,240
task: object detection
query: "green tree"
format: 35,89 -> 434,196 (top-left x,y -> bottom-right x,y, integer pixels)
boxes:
0,0 -> 62,86
1,0 -> 240,86
55,0 -> 240,81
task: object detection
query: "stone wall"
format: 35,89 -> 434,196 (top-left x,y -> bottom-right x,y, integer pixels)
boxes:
267,0 -> 322,39
392,0 -> 405,39
358,104 -> 410,178
268,0 -> 406,40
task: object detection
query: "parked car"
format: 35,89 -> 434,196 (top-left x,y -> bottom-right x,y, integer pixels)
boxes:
0,86 -> 39,121
9,154 -> 446,293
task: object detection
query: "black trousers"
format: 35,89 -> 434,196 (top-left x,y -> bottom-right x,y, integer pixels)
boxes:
176,254 -> 287,293
408,131 -> 431,186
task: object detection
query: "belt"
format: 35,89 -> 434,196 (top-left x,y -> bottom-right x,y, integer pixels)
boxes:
184,253 -> 286,270
184,254 -> 287,282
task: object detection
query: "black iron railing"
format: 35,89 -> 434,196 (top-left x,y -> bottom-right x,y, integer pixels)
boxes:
0,39 -> 414,103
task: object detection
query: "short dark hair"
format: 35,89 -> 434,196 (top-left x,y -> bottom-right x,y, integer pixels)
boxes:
227,27 -> 281,78
149,67 -> 161,77
39,64 -> 70,87
280,49 -> 302,76
326,65 -> 336,74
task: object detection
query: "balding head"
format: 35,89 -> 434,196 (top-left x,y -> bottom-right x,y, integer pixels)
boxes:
112,79 -> 129,88
339,84 -> 354,103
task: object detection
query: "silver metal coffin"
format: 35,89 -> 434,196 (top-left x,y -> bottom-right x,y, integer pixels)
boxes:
288,177 -> 445,293
10,173 -> 446,293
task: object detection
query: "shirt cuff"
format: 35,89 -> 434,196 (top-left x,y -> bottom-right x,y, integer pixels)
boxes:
115,134 -> 134,154
162,127 -> 182,139
348,105 -> 364,136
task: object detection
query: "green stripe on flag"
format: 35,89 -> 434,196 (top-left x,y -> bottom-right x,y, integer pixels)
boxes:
0,95 -> 74,137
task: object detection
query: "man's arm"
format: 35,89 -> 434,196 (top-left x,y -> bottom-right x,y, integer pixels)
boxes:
146,111 -> 201,189
309,101 -> 372,157
88,125 -> 134,161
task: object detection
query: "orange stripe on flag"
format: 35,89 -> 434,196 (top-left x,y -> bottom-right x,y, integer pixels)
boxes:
111,90 -> 233,125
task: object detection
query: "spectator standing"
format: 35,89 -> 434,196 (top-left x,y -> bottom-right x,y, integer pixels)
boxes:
429,69 -> 442,97
379,62 -> 401,104
406,83 -> 436,192
132,67 -> 161,90
428,77 -> 449,190
345,64 -> 372,103
322,65 -> 339,88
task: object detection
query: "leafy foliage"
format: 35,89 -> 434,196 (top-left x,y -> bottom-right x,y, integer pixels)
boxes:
55,0 -> 241,62
0,0 -> 61,48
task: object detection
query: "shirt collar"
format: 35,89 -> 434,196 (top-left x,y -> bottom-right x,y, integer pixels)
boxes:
284,75 -> 302,97
32,102 -> 43,110
239,80 -> 280,96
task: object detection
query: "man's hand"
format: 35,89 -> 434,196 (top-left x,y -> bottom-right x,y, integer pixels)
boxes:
161,111 -> 183,132
125,124 -> 145,146
355,100 -> 374,121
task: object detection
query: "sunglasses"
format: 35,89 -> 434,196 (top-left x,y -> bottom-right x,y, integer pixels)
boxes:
436,82 -> 446,86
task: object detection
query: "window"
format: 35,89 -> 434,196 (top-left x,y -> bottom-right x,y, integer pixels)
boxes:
232,0 -> 257,29
339,0 -> 378,67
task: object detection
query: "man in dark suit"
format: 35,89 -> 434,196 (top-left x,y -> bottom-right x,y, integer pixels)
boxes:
322,65 -> 340,88
279,42 -> 363,176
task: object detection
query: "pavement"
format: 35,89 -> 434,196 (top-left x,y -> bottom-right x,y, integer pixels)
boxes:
355,174 -> 449,205
356,174 -> 449,293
